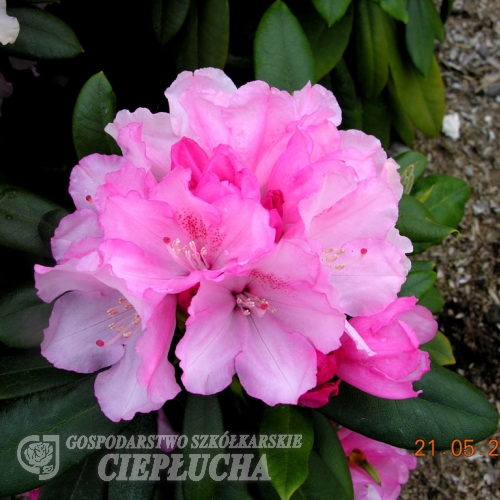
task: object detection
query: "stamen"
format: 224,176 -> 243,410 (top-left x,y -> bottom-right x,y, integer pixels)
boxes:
322,247 -> 368,270
96,298 -> 142,348
235,291 -> 274,317
85,195 -> 93,203
163,236 -> 210,271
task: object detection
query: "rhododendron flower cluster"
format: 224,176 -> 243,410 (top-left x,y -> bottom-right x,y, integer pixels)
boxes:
338,428 -> 417,500
35,68 -> 437,422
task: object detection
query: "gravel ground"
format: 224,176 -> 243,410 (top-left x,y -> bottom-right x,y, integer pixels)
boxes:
400,0 -> 500,498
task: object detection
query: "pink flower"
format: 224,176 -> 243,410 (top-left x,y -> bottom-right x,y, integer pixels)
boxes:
176,239 -> 345,406
336,297 -> 437,399
338,428 -> 417,500
298,349 -> 342,408
35,153 -> 182,422
20,488 -> 42,500
35,68 -> 426,416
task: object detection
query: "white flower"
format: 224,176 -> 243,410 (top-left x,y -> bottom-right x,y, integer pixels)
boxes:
0,0 -> 20,45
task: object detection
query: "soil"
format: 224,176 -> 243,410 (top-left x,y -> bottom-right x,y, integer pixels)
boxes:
399,0 -> 500,498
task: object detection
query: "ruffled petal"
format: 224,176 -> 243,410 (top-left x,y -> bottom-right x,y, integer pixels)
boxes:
51,209 -> 102,263
104,107 -> 176,178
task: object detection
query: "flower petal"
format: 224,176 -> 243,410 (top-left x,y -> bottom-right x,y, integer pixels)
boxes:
41,288 -> 127,373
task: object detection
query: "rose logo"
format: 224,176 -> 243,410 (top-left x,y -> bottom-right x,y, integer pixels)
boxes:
24,442 -> 53,467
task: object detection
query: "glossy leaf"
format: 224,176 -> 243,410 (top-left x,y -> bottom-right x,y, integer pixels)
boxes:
4,7 -> 82,60
360,93 -> 391,148
108,413 -> 158,499
259,405 -> 314,500
387,78 -> 414,145
311,0 -> 352,26
396,194 -> 457,244
0,284 -> 52,348
0,349 -> 84,400
152,0 -> 191,45
302,4 -> 353,81
291,412 -> 353,500
413,174 -> 471,229
38,452 -> 107,500
409,260 -> 434,271
255,0 -> 315,92
330,59 -> 362,130
399,269 -> 436,300
406,0 -> 436,76
378,0 -> 409,23
72,72 -> 120,160
176,0 -> 229,71
355,0 -> 390,99
0,376 -> 128,496
214,480 -> 254,500
420,331 -> 455,365
182,394 -> 224,500
418,286 -> 444,314
319,363 -> 499,450
388,19 -> 445,138
0,183 -> 66,257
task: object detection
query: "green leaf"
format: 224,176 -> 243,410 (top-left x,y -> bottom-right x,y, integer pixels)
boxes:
360,93 -> 391,149
410,260 -> 434,271
0,183 -> 67,257
255,0 -> 315,92
72,72 -> 121,160
177,0 -> 229,71
394,150 -> 427,184
354,0 -> 390,99
319,363 -> 499,450
428,0 -> 445,41
108,413 -> 158,499
399,269 -> 436,300
420,331 -> 455,365
378,0 -> 409,23
182,394 -> 224,500
388,19 -> 445,137
330,59 -> 362,130
215,480 -> 254,500
259,405 -> 314,500
387,78 -> 414,145
38,452 -> 107,500
4,7 -> 82,60
396,194 -> 458,244
0,284 -> 52,348
413,174 -> 471,229
291,412 -> 353,500
406,0 -> 436,76
152,0 -> 191,45
0,376 -> 128,496
38,208 -> 69,249
311,0 -> 352,26
302,4 -> 353,81
0,349 -> 85,400
418,286 -> 444,313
